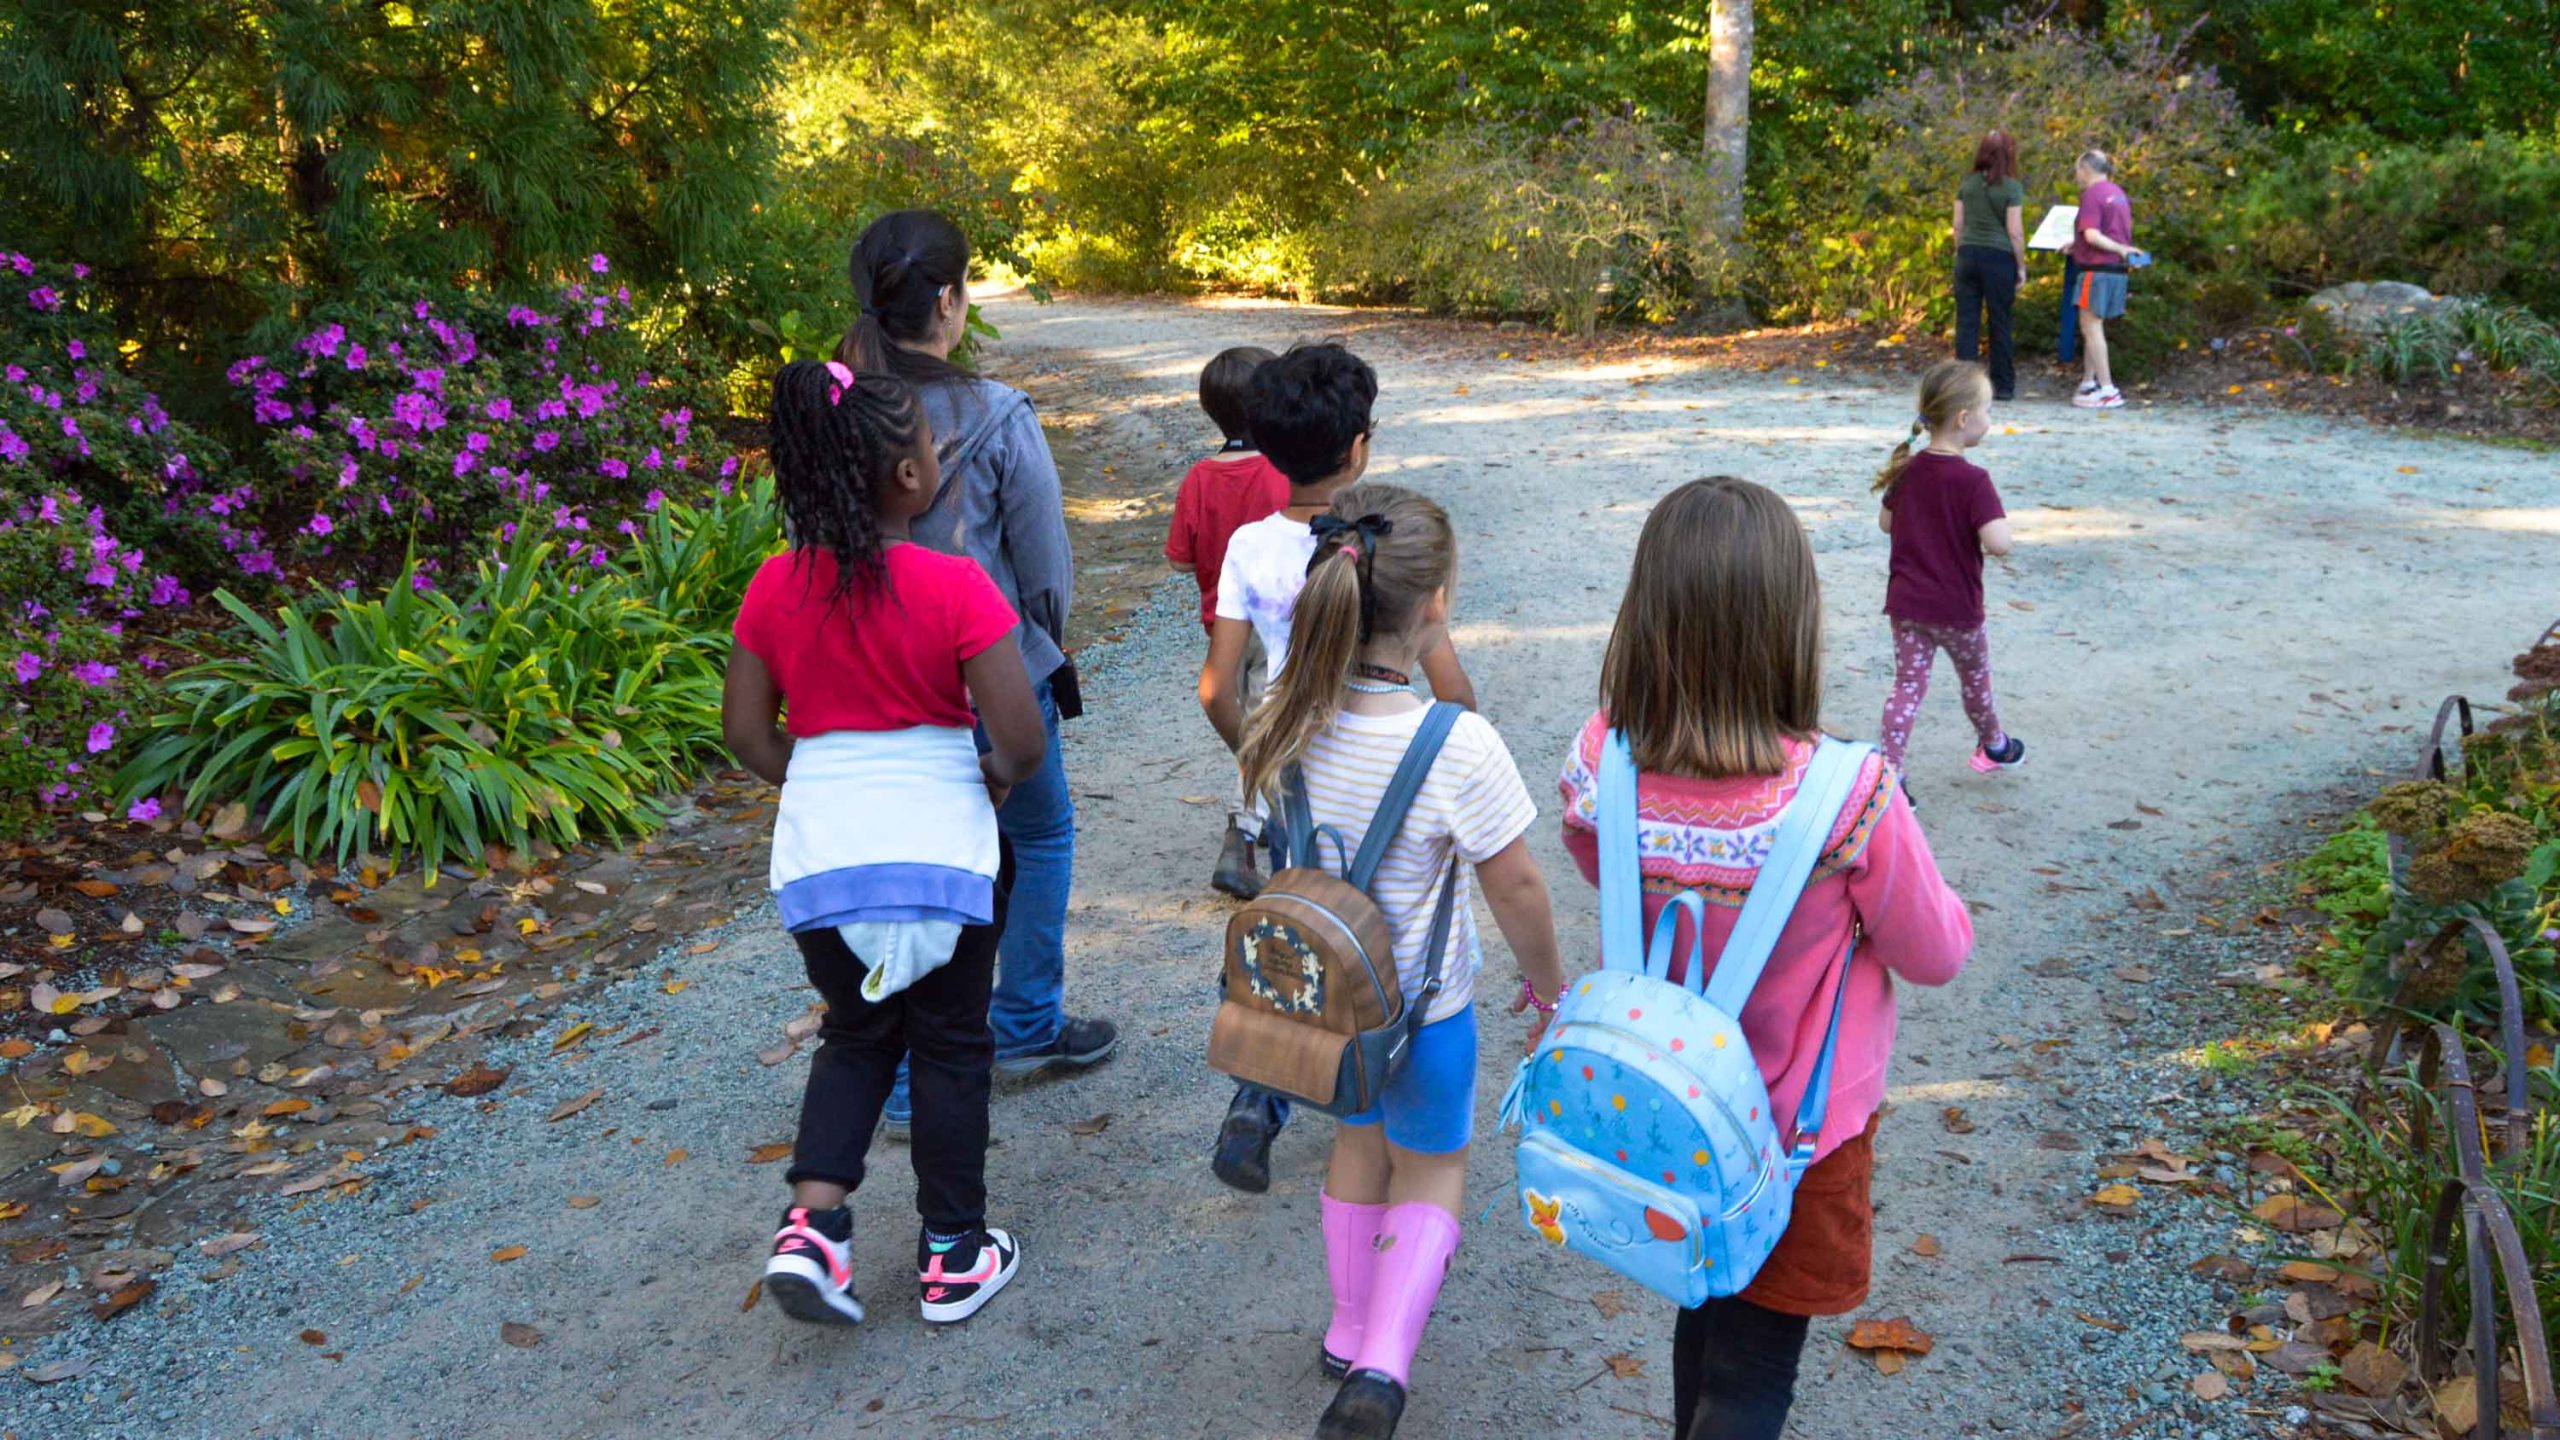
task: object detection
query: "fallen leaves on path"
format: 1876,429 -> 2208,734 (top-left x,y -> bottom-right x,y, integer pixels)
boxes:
2090,1183 -> 2141,1210
1602,1352 -> 1645,1379
1911,1234 -> 1941,1257
663,1148 -> 689,1166
1066,1114 -> 1112,1137
500,1321 -> 544,1348
23,1358 -> 95,1385
1939,1107 -> 1974,1135
299,1328 -> 327,1345
443,1063 -> 511,1098
740,1279 -> 762,1313
2191,1371 -> 2230,1401
1846,1316 -> 1935,1375
91,1278 -> 154,1321
489,1245 -> 528,1263
565,1195 -> 602,1209
1590,1288 -> 1633,1319
545,1089 -> 603,1123
746,1142 -> 794,1164
2251,1193 -> 2345,1232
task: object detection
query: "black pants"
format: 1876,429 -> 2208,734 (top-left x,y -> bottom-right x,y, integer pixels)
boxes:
1953,243 -> 2018,399
785,845 -> 1011,1233
1670,1297 -> 1812,1440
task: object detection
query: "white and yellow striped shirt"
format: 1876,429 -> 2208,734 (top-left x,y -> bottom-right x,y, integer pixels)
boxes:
1292,705 -> 1539,1023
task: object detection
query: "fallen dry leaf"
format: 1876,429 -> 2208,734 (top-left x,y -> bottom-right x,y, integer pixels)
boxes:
565,1194 -> 603,1210
197,1231 -> 262,1258
1066,1113 -> 1112,1137
500,1320 -> 544,1348
740,1278 -> 762,1313
551,1021 -> 595,1052
663,1148 -> 689,1166
2181,1331 -> 2250,1353
545,1089 -> 604,1123
1603,1352 -> 1645,1380
746,1142 -> 795,1164
2338,1340 -> 2407,1397
2091,1184 -> 2141,1209
2075,1311 -> 2127,1333
1846,1316 -> 1935,1358
1940,1107 -> 1974,1135
2192,1370 -> 2230,1401
2252,1193 -> 2345,1232
489,1245 -> 529,1264
1590,1288 -> 1633,1320
263,1098 -> 312,1118
0,1200 -> 26,1222
1911,1234 -> 1942,1258
443,1063 -> 511,1098
299,1328 -> 327,1345
91,1278 -> 154,1321
21,1278 -> 64,1308
23,1357 -> 94,1385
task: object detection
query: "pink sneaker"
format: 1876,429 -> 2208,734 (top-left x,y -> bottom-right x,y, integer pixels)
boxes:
1970,736 -> 2027,774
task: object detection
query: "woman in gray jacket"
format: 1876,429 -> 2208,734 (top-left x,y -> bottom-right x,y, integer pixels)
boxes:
839,210 -> 1116,1133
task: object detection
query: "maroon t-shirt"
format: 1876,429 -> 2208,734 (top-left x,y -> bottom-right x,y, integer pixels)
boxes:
1883,452 -> 2006,628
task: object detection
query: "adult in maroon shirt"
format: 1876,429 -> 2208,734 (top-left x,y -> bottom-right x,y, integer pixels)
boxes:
2067,149 -> 2144,410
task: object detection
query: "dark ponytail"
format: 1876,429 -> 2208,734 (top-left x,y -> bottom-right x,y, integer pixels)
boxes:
837,210 -> 976,389
768,359 -> 928,611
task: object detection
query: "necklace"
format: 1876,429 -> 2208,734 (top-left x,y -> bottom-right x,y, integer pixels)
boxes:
1345,680 -> 1406,695
1352,662 -> 1411,687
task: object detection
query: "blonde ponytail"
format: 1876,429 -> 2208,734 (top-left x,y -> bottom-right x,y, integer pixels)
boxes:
1875,359 -> 1994,493
1234,483 -> 1458,811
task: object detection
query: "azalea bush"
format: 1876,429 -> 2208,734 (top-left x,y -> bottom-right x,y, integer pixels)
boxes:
232,263 -> 735,584
1,254 -> 213,832
116,479 -> 778,872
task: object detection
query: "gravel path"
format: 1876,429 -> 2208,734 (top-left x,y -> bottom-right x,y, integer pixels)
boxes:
14,293 -> 2559,1439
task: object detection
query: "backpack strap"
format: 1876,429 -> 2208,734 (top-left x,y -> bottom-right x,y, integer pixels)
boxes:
1276,765 -> 1350,875
1786,932 -> 1858,1176
1346,703 -> 1462,891
1598,729 -> 1644,973
1698,738 -> 1872,1016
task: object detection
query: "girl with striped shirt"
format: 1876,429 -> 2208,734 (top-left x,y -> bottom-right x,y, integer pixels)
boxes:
1234,483 -> 1568,1440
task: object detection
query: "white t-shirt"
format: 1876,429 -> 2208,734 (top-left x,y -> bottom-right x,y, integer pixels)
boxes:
1293,706 -> 1538,1023
1213,513 -> 1320,680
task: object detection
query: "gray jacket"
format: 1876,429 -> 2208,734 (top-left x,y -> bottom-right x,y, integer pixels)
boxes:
910,378 -> 1074,685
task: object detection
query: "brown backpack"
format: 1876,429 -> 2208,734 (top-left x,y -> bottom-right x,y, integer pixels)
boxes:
1208,704 -> 1460,1115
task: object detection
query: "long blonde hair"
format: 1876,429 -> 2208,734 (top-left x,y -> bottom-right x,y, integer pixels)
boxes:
1599,477 -> 1822,778
1874,360 -> 1992,493
1236,484 -> 1456,807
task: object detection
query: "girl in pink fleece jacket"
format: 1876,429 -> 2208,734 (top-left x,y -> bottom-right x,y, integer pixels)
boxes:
1556,477 -> 1973,1440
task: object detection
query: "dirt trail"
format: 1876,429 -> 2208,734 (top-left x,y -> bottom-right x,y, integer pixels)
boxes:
16,292 -> 2560,1439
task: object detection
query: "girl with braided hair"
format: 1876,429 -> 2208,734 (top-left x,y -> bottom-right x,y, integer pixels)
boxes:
724,360 -> 1047,1328
1235,482 -> 1565,1440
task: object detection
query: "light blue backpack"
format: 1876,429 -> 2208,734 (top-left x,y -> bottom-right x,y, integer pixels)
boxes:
1501,732 -> 1872,1305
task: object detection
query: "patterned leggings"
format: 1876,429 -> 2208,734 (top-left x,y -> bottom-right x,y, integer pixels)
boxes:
1878,618 -> 2005,768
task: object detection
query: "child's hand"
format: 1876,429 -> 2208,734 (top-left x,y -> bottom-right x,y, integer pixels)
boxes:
980,753 -> 1014,813
1510,983 -> 1555,1055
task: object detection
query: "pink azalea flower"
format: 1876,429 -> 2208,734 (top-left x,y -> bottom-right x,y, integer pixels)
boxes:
87,720 -> 115,753
126,797 -> 162,822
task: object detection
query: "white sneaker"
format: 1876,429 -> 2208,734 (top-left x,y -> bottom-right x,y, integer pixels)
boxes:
2075,378 -> 2100,397
2073,386 -> 2124,410
919,1226 -> 1021,1323
765,1206 -> 865,1325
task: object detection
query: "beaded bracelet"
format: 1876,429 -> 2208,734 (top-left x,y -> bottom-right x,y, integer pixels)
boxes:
1518,979 -> 1558,1014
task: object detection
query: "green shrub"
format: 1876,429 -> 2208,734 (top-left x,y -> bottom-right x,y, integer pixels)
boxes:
1329,115 -> 1736,335
1753,20 -> 2259,375
114,487 -> 779,873
2228,134 -> 2560,320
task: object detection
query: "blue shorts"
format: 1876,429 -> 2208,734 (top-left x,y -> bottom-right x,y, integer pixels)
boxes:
2075,269 -> 2129,320
1340,1007 -> 1478,1154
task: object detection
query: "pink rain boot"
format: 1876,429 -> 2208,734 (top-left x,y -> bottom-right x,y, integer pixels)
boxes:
1318,1202 -> 1460,1439
1321,1195 -> 1388,1377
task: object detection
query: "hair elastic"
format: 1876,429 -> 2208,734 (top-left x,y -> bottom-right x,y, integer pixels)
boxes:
825,360 -> 856,405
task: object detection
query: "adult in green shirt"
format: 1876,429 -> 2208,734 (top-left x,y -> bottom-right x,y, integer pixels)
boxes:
1952,130 -> 2029,400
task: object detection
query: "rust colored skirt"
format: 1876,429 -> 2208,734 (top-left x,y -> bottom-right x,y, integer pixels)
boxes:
1735,1112 -> 1881,1317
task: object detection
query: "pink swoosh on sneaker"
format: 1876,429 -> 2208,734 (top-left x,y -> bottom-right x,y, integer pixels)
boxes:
776,1214 -> 850,1287
921,1248 -> 1000,1286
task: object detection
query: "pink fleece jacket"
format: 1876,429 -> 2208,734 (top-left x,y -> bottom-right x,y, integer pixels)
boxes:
1557,714 -> 1973,1163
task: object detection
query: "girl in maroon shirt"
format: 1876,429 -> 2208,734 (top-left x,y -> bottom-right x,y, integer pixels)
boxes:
1873,361 -> 2025,780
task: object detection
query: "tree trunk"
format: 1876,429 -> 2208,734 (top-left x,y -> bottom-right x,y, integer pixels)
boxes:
1703,0 -> 1753,243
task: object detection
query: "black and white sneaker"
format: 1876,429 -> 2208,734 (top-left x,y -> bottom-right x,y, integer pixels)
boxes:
918,1226 -> 1021,1324
993,1016 -> 1119,1079
764,1205 -> 863,1326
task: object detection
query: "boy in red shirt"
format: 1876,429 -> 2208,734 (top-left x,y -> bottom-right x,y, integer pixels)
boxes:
1165,345 -> 1288,898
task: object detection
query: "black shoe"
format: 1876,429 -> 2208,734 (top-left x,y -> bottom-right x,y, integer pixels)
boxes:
1969,735 -> 2027,773
764,1205 -> 864,1326
1211,1089 -> 1278,1194
993,1016 -> 1119,1079
1315,1370 -> 1406,1439
1212,821 -> 1264,899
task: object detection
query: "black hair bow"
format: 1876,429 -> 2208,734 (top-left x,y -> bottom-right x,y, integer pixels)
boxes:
1306,512 -> 1396,640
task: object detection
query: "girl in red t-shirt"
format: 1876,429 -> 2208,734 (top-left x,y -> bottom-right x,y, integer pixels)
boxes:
723,360 -> 1048,1331
1872,360 -> 2024,782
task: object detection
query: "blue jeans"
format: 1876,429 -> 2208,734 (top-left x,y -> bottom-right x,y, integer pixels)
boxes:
888,678 -> 1075,1118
